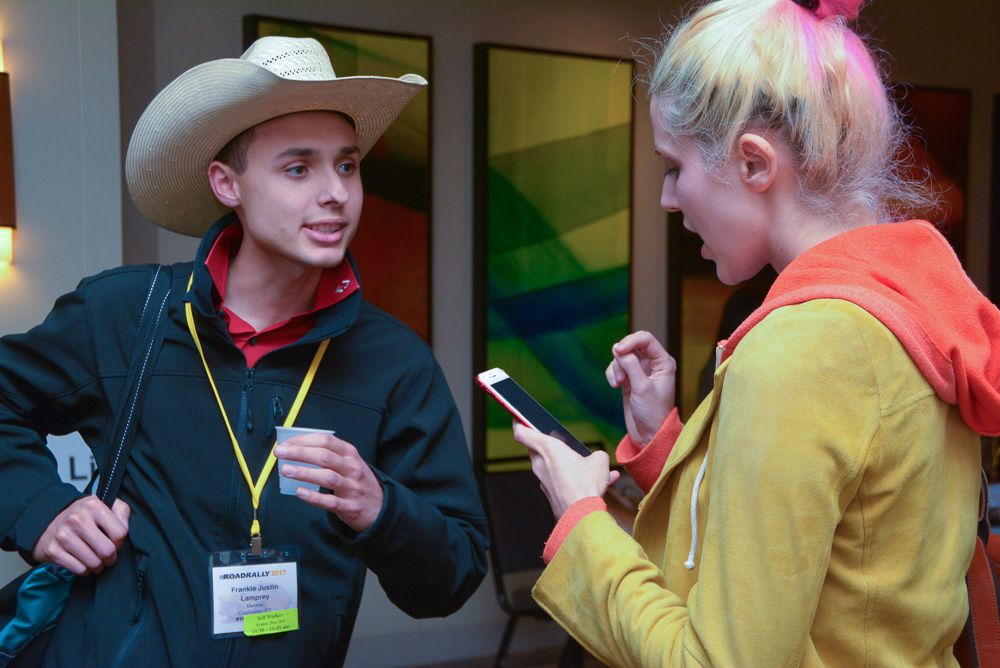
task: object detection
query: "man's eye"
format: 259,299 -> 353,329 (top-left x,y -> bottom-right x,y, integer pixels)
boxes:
287,165 -> 306,176
337,162 -> 356,175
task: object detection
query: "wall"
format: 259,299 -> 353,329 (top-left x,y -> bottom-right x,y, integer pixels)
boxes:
0,0 -> 122,588
0,0 -> 122,330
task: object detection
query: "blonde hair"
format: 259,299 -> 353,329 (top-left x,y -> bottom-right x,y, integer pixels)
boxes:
649,0 -> 934,223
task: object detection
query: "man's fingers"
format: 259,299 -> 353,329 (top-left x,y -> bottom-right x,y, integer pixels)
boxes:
279,462 -> 343,491
275,435 -> 362,474
111,499 -> 131,528
54,529 -> 110,572
45,546 -> 90,576
279,432 -> 355,454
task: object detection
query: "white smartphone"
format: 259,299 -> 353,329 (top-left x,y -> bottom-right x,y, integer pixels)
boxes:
477,367 -> 591,457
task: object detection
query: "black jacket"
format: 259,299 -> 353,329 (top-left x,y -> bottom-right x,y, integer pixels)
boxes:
0,218 -> 488,667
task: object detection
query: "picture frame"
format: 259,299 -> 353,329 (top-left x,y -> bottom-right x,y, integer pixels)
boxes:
891,84 -> 971,264
473,44 -> 634,469
991,93 -> 1000,305
245,15 -> 433,341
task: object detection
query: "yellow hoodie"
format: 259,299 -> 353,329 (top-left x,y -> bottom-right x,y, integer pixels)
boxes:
532,222 -> 999,667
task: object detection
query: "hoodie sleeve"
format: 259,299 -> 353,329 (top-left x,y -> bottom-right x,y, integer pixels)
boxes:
531,301 -> 885,667
0,281 -> 104,558
334,351 -> 488,617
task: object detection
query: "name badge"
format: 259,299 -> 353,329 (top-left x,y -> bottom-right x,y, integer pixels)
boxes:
209,546 -> 300,638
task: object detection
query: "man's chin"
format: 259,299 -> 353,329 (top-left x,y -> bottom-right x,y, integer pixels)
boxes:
296,245 -> 348,269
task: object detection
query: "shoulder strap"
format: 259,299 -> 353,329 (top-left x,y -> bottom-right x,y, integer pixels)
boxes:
96,265 -> 172,506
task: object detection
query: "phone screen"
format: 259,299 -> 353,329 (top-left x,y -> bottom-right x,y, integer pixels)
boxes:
490,377 -> 591,457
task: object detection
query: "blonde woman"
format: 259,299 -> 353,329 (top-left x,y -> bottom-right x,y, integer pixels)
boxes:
512,0 -> 1000,665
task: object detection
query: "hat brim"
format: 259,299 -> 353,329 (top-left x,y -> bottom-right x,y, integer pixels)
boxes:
125,58 -> 427,237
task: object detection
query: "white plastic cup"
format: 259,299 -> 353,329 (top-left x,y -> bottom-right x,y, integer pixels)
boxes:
275,426 -> 334,495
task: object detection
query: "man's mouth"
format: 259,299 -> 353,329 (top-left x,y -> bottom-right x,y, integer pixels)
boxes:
303,221 -> 347,243
304,222 -> 345,234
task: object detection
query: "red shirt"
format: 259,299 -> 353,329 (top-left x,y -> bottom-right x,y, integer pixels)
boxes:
205,224 -> 358,367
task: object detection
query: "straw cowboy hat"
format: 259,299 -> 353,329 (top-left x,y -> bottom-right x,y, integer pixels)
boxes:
125,36 -> 427,237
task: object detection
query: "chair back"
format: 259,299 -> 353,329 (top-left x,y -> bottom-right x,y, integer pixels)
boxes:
477,468 -> 556,613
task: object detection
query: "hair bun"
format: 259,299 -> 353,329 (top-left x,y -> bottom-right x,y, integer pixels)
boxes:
814,0 -> 864,20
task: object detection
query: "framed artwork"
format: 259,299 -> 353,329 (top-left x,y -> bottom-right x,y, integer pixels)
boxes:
891,85 -> 971,264
245,16 -> 432,341
473,44 -> 634,470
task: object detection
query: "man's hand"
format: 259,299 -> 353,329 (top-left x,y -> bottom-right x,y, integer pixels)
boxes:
32,496 -> 131,576
274,434 -> 384,532
606,330 -> 677,447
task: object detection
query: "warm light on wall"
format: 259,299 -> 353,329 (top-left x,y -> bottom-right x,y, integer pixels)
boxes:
0,226 -> 11,265
1,36 -> 15,264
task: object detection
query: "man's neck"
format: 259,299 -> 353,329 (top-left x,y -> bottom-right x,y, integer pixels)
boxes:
223,245 -> 322,332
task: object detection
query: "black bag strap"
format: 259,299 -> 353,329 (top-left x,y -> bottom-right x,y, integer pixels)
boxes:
96,265 -> 172,505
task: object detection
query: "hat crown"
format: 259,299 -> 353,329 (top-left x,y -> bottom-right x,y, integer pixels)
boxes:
240,36 -> 337,81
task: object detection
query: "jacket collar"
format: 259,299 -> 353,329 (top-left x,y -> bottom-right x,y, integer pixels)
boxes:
184,214 -> 362,346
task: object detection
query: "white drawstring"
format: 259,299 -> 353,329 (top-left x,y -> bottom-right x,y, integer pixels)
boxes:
684,451 -> 710,570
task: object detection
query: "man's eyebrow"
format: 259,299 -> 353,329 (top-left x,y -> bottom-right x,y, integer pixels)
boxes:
273,147 -> 317,160
272,146 -> 361,160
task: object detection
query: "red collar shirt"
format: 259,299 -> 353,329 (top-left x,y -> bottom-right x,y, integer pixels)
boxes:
204,224 -> 359,368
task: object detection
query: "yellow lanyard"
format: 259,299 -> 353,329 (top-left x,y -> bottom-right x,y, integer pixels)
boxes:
184,274 -> 330,553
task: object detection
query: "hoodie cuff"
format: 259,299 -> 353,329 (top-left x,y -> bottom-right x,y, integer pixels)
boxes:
614,407 -> 683,493
542,497 -> 607,564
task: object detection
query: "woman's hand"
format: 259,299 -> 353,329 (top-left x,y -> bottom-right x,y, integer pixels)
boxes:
513,422 -> 619,518
605,331 -> 676,447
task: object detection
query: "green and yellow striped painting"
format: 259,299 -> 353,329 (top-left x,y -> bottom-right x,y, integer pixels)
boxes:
476,46 -> 633,470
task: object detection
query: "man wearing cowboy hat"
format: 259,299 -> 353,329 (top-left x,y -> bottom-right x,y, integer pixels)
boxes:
0,36 -> 487,666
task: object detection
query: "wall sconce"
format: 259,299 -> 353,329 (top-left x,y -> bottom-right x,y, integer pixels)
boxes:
1,37 -> 14,265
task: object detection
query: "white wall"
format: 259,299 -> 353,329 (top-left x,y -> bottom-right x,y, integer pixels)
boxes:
0,0 -> 122,330
0,0 -> 122,585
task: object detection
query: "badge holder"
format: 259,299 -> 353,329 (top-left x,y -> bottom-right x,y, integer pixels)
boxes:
209,545 -> 300,638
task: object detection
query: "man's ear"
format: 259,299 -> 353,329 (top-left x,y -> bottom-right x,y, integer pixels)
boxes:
208,161 -> 241,208
736,133 -> 778,193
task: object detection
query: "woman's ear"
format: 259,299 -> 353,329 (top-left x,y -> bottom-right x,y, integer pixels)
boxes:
208,161 -> 241,208
736,133 -> 778,193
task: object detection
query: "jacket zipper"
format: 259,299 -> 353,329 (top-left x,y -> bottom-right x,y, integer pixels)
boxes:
239,367 -> 255,434
272,396 -> 285,428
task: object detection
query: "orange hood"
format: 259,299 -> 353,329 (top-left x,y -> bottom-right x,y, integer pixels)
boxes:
721,220 -> 1000,436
